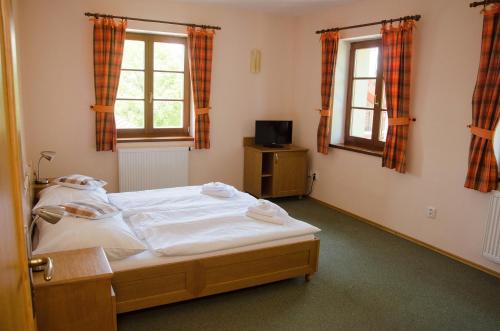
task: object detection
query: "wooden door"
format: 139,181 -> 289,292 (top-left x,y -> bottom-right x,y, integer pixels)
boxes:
272,151 -> 307,197
0,0 -> 35,329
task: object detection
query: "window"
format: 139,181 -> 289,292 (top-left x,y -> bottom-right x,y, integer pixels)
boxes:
344,39 -> 387,151
115,33 -> 190,139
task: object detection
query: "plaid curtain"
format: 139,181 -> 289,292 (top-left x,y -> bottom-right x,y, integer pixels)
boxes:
187,27 -> 214,149
317,32 -> 339,154
381,20 -> 416,173
92,18 -> 127,152
465,4 -> 500,193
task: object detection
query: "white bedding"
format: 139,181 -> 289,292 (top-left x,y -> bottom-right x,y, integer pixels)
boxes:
109,185 -> 254,217
110,234 -> 316,272
34,185 -> 147,260
108,186 -> 321,256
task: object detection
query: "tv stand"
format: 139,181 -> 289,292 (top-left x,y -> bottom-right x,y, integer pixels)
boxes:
243,137 -> 308,198
263,144 -> 284,148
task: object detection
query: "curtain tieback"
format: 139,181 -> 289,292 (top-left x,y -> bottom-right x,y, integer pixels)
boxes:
316,108 -> 332,117
195,107 -> 211,115
91,105 -> 114,113
388,117 -> 411,126
469,126 -> 493,140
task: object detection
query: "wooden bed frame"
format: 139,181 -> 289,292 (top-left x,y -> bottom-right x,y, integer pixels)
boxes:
30,181 -> 320,314
112,238 -> 320,313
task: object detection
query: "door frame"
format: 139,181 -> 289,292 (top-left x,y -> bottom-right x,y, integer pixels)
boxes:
0,0 -> 36,329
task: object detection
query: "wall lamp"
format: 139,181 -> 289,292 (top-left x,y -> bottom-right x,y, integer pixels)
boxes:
36,151 -> 56,184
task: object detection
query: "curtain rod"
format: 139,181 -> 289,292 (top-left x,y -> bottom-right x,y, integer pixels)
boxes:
315,14 -> 421,34
84,12 -> 221,30
470,0 -> 500,7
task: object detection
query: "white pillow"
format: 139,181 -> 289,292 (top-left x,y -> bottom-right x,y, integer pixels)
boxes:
34,214 -> 147,261
35,185 -> 108,210
53,174 -> 107,190
59,200 -> 120,220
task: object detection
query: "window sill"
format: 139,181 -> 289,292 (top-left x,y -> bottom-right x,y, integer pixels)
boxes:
117,136 -> 194,143
330,143 -> 383,158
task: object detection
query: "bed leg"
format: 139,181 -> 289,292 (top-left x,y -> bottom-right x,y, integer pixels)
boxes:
305,273 -> 313,282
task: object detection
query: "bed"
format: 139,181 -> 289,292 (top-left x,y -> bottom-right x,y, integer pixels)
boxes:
33,182 -> 320,313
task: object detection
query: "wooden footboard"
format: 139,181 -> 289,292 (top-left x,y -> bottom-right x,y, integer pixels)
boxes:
112,238 -> 320,313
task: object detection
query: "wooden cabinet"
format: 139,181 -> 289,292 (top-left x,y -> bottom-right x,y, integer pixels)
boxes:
32,247 -> 116,331
244,142 -> 308,198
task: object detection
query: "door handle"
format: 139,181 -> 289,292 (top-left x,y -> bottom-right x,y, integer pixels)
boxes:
29,257 -> 53,281
275,153 -> 278,163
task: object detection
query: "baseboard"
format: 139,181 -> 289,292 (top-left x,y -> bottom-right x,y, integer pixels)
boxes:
308,197 -> 500,279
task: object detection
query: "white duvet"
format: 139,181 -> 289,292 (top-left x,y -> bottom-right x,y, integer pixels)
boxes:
108,186 -> 320,256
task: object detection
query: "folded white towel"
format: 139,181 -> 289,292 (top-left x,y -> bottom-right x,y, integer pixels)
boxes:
246,200 -> 288,225
245,210 -> 287,225
201,182 -> 237,198
247,199 -> 288,217
202,182 -> 230,191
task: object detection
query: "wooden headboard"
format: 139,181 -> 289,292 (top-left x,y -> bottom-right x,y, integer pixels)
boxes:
24,163 -> 35,227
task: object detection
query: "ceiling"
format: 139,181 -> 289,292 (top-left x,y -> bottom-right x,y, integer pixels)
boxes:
176,0 -> 355,15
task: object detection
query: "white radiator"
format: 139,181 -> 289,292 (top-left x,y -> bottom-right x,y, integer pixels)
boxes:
118,147 -> 189,192
483,191 -> 500,264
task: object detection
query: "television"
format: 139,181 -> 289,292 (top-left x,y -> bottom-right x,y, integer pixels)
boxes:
255,120 -> 293,148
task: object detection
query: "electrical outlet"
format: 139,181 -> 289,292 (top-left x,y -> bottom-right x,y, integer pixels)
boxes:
426,206 -> 437,219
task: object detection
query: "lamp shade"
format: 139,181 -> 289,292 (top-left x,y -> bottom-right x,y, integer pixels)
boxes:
33,206 -> 65,224
40,151 -> 56,162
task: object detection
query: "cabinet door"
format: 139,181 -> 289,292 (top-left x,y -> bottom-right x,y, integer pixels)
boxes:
272,151 -> 307,197
35,280 -> 115,331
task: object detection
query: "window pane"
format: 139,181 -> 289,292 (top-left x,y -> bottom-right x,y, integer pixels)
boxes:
354,47 -> 378,77
350,108 -> 373,139
381,82 -> 387,110
153,101 -> 183,128
122,40 -> 145,70
352,79 -> 376,108
379,111 -> 388,142
115,100 -> 144,129
154,42 -> 185,71
154,72 -> 184,99
117,71 -> 144,99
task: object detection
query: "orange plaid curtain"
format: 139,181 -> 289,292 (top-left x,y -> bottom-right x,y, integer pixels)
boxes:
465,4 -> 500,193
381,20 -> 416,173
187,27 -> 214,149
92,18 -> 127,152
317,32 -> 339,154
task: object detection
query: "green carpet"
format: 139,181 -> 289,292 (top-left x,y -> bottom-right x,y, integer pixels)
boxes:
118,198 -> 500,331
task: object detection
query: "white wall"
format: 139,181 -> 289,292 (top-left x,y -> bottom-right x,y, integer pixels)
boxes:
18,0 -> 295,192
292,0 -> 500,273
18,0 -> 500,273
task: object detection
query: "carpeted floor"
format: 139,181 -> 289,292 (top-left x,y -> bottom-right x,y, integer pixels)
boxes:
118,198 -> 500,331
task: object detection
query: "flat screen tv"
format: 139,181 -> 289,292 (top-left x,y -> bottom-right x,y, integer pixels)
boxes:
255,120 -> 293,148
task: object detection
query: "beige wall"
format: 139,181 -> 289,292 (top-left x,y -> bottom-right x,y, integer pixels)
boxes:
292,0 -> 500,273
18,0 -> 295,192
18,0 -> 500,273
